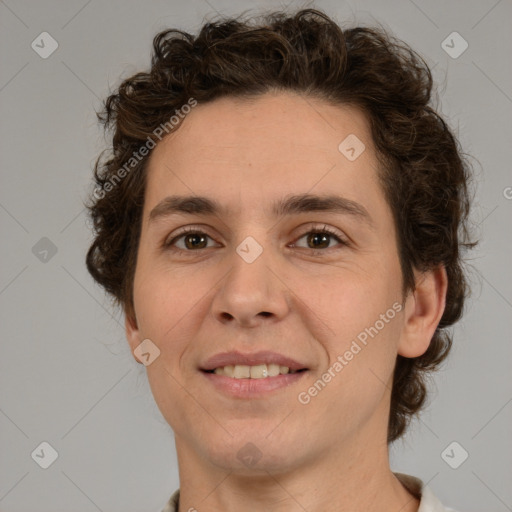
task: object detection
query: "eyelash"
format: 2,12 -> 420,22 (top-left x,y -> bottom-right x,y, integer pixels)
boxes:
162,224 -> 349,256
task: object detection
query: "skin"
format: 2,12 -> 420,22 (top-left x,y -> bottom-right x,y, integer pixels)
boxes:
125,91 -> 447,512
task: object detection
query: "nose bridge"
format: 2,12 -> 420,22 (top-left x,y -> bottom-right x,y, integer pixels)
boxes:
211,228 -> 289,326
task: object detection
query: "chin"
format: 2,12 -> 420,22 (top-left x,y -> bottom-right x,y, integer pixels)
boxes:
197,429 -> 308,475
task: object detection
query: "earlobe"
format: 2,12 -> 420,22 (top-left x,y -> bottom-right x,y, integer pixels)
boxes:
125,311 -> 142,358
398,265 -> 448,358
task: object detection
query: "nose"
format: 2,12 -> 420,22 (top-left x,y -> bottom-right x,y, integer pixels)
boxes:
210,239 -> 291,328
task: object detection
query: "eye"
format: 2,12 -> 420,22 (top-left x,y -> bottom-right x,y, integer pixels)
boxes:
162,224 -> 349,255
163,227 -> 218,252
291,224 -> 348,254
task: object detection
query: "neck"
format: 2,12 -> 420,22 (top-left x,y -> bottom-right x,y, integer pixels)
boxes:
173,415 -> 419,512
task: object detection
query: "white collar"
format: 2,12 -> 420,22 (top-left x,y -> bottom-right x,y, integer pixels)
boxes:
161,472 -> 458,512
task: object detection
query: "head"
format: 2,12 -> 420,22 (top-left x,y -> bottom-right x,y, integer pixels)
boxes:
86,8 -> 474,466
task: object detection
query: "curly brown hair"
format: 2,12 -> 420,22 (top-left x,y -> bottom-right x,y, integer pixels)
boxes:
85,8 -> 475,444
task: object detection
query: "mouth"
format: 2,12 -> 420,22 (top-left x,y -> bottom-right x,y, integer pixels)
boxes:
202,364 -> 308,378
199,351 -> 309,398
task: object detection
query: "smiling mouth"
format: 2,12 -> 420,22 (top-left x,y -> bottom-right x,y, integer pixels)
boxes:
202,364 -> 308,379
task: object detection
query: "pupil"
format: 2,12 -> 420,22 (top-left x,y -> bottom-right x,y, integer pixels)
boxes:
186,234 -> 206,249
184,233 -> 330,250
309,233 -> 329,249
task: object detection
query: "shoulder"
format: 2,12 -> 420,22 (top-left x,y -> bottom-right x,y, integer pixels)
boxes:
394,472 -> 460,512
162,477 -> 461,512
160,488 -> 180,512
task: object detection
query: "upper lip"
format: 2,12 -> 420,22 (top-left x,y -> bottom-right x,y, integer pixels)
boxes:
200,351 -> 308,371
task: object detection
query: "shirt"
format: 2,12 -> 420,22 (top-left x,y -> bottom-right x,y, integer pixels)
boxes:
160,472 -> 459,512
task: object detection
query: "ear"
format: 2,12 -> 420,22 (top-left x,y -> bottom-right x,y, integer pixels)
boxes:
398,265 -> 448,358
125,311 -> 142,363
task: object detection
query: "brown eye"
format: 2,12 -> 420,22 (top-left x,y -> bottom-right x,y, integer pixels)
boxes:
292,225 -> 348,253
305,232 -> 332,250
164,228 -> 216,252
182,232 -> 208,250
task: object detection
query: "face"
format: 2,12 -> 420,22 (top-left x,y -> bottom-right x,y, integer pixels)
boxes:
126,92 -> 417,473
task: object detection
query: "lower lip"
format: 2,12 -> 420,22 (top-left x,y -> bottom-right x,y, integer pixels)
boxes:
201,370 -> 308,398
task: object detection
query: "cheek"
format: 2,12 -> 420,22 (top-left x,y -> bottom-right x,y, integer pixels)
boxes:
134,254 -> 193,325
132,262 -> 215,366
304,318 -> 401,439
305,266 -> 399,339
307,269 -> 403,394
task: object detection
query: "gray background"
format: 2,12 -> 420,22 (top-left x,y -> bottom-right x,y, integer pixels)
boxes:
0,0 -> 511,511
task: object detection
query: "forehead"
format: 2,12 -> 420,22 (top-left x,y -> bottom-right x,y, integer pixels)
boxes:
152,92 -> 373,161
144,92 -> 385,220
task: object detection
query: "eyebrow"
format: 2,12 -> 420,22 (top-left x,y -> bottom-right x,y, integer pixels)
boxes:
148,193 -> 373,228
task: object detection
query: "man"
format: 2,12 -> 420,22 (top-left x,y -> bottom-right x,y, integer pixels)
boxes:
86,8 -> 473,511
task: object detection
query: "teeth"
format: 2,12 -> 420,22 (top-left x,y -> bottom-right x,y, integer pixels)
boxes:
267,363 -> 280,377
212,364 -> 298,378
234,365 -> 250,378
250,364 -> 268,379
